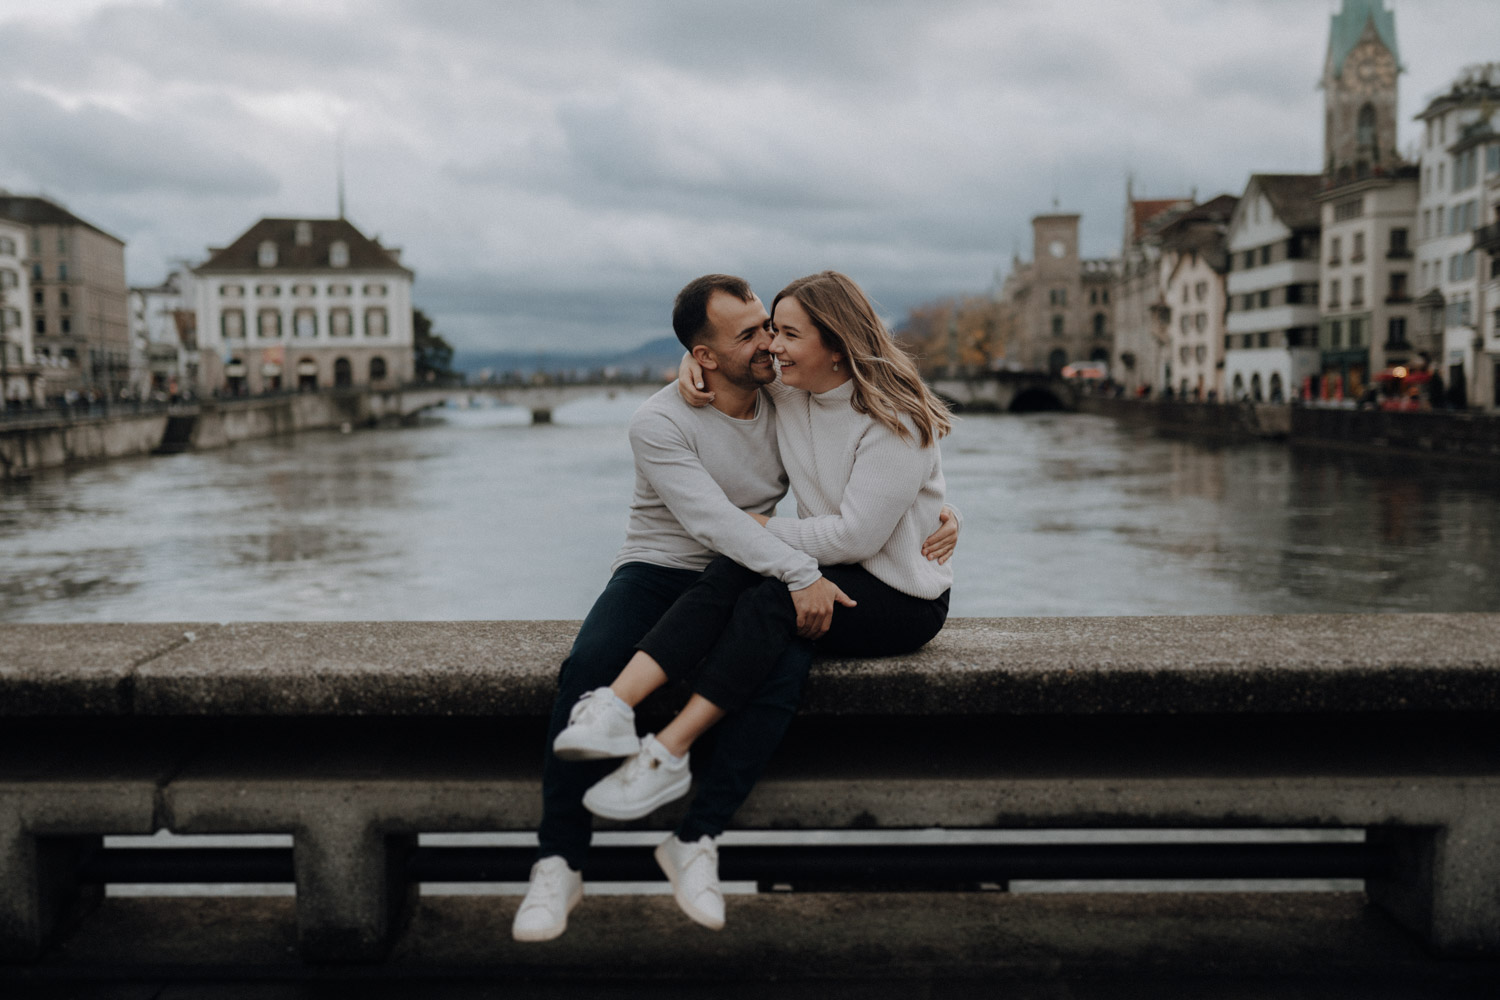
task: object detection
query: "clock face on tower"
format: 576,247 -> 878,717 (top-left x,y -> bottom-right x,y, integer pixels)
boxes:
1048,239 -> 1067,259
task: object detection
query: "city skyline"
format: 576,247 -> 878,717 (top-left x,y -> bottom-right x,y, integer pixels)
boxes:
1,0 -> 1498,353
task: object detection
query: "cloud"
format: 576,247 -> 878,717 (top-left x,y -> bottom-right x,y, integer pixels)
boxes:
0,88 -> 280,198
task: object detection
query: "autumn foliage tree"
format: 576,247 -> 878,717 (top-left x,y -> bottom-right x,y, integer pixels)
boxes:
898,296 -> 1013,377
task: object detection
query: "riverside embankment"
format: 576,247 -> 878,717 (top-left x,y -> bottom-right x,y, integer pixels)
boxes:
1076,394 -> 1500,464
0,390 -> 414,479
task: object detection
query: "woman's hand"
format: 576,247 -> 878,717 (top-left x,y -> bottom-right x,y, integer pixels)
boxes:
676,353 -> 713,407
921,505 -> 960,564
745,511 -> 770,527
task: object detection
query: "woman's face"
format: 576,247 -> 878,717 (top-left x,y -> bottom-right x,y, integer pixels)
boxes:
771,296 -> 847,392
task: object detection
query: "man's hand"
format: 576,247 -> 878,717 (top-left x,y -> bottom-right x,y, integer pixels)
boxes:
921,505 -> 960,564
676,354 -> 714,407
746,511 -> 770,527
790,576 -> 857,640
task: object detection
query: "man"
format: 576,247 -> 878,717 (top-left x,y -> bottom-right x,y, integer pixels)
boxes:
513,274 -> 956,940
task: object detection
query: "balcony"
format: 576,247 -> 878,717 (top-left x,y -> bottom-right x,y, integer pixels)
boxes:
1386,247 -> 1413,260
1475,222 -> 1500,256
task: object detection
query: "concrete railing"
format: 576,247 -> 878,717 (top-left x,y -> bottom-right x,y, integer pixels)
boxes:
2,616 -> 1499,968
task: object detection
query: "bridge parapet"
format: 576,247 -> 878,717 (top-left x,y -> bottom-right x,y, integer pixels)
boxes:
2,615 -> 1498,969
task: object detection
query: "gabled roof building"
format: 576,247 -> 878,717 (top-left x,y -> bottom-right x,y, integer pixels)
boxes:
193,218 -> 414,395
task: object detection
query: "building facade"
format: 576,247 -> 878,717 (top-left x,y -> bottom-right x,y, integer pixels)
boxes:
1314,0 -> 1418,402
1000,213 -> 1115,375
1156,195 -> 1237,401
1414,64 -> 1500,410
129,268 -> 202,400
0,195 -> 130,400
0,216 -> 39,407
1476,131 -> 1500,410
193,218 -> 415,395
1223,174 -> 1323,402
1112,191 -> 1193,393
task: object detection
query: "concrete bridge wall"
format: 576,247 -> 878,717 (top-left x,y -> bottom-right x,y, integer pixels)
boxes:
2,615 -> 1498,972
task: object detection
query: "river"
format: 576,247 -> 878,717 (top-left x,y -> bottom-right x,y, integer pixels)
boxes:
3,391 -> 1499,624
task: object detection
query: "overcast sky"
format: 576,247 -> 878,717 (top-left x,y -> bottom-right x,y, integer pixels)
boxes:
1,0 -> 1497,355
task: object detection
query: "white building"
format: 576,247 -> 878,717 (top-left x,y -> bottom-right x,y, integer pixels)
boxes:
1157,195 -> 1237,401
0,216 -> 39,407
1478,131 -> 1500,410
1414,64 -> 1500,409
1223,174 -> 1323,403
193,218 -> 414,395
1112,189 -> 1193,394
129,268 -> 202,399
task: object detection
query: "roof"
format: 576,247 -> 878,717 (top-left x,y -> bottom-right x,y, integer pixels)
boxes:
1251,174 -> 1324,231
1157,194 -> 1239,265
0,195 -> 124,244
194,217 -> 411,275
1419,65 -> 1500,122
1129,198 -> 1192,243
1327,0 -> 1399,78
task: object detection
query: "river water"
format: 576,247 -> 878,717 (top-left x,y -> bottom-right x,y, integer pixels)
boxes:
3,392 -> 1499,623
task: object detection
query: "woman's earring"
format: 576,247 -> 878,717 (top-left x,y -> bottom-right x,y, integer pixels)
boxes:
833,360 -> 840,371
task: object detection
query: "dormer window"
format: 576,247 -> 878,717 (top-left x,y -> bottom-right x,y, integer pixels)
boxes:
329,241 -> 349,268
294,222 -> 312,246
258,240 -> 278,268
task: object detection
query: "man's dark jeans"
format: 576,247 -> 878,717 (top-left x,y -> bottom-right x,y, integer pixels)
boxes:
536,561 -> 814,870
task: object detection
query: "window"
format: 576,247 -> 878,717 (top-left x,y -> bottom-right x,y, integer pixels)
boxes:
1387,317 -> 1409,348
256,284 -> 281,297
258,240 -> 278,268
0,236 -> 14,255
60,316 -> 70,334
295,222 -> 312,246
1243,294 -> 1255,311
1242,334 -> 1253,349
329,307 -> 352,337
1455,148 -> 1479,191
365,307 -> 388,338
328,284 -> 351,297
1349,318 -> 1363,348
1243,250 -> 1255,270
1257,332 -> 1269,349
329,241 -> 349,268
1352,233 -> 1365,262
1050,315 -> 1064,337
1357,103 -> 1376,149
1180,315 -> 1191,334
33,289 -> 42,305
1488,144 -> 1500,175
1421,210 -> 1430,240
1389,228 -> 1408,257
1102,289 -> 1109,304
1333,197 -> 1364,221
220,284 -> 244,298
57,235 -> 67,254
1195,282 -> 1207,301
362,283 -> 387,297
1260,246 -> 1271,266
60,291 -> 68,307
257,308 -> 281,339
1328,280 -> 1340,307
1328,237 -> 1341,265
1329,321 -> 1343,348
370,356 -> 388,381
1388,273 -> 1408,301
31,263 -> 41,280
292,284 -> 317,297
1181,285 -> 1189,305
1093,313 -> 1106,337
57,263 -> 68,280
1089,290 -> 1098,305
0,269 -> 14,289
1180,346 -> 1190,363
294,308 -> 317,338
1351,276 -> 1364,307
222,309 -> 244,339
1195,345 -> 1206,363
35,317 -> 45,334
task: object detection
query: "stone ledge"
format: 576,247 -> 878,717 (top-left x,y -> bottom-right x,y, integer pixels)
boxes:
2,615 -> 1499,717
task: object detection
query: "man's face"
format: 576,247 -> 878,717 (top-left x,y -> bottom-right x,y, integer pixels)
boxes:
701,291 -> 776,388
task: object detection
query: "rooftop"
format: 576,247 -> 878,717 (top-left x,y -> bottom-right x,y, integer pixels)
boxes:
195,217 -> 412,276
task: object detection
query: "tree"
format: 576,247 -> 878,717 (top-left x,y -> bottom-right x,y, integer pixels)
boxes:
412,307 -> 457,382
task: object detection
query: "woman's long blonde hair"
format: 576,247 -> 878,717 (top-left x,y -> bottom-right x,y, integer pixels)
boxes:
772,271 -> 952,446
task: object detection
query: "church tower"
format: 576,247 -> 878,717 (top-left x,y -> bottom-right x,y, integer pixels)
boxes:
1322,0 -> 1401,183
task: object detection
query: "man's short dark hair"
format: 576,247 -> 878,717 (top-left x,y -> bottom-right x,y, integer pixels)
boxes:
672,274 -> 754,350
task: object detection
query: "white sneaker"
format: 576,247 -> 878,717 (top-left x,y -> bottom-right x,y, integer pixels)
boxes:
582,733 -> 691,820
655,834 -> 725,930
553,687 -> 640,761
511,856 -> 583,942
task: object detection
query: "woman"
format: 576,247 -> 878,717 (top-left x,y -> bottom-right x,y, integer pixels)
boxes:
552,270 -> 954,927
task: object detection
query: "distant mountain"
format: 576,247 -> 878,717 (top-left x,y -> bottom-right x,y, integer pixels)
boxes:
455,336 -> 683,378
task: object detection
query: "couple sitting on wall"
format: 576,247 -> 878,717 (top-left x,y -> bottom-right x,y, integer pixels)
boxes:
513,270 -> 958,940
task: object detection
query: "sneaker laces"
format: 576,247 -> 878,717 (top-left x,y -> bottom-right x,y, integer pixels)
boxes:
679,838 -> 721,900
519,862 -> 569,915
567,690 -> 609,726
